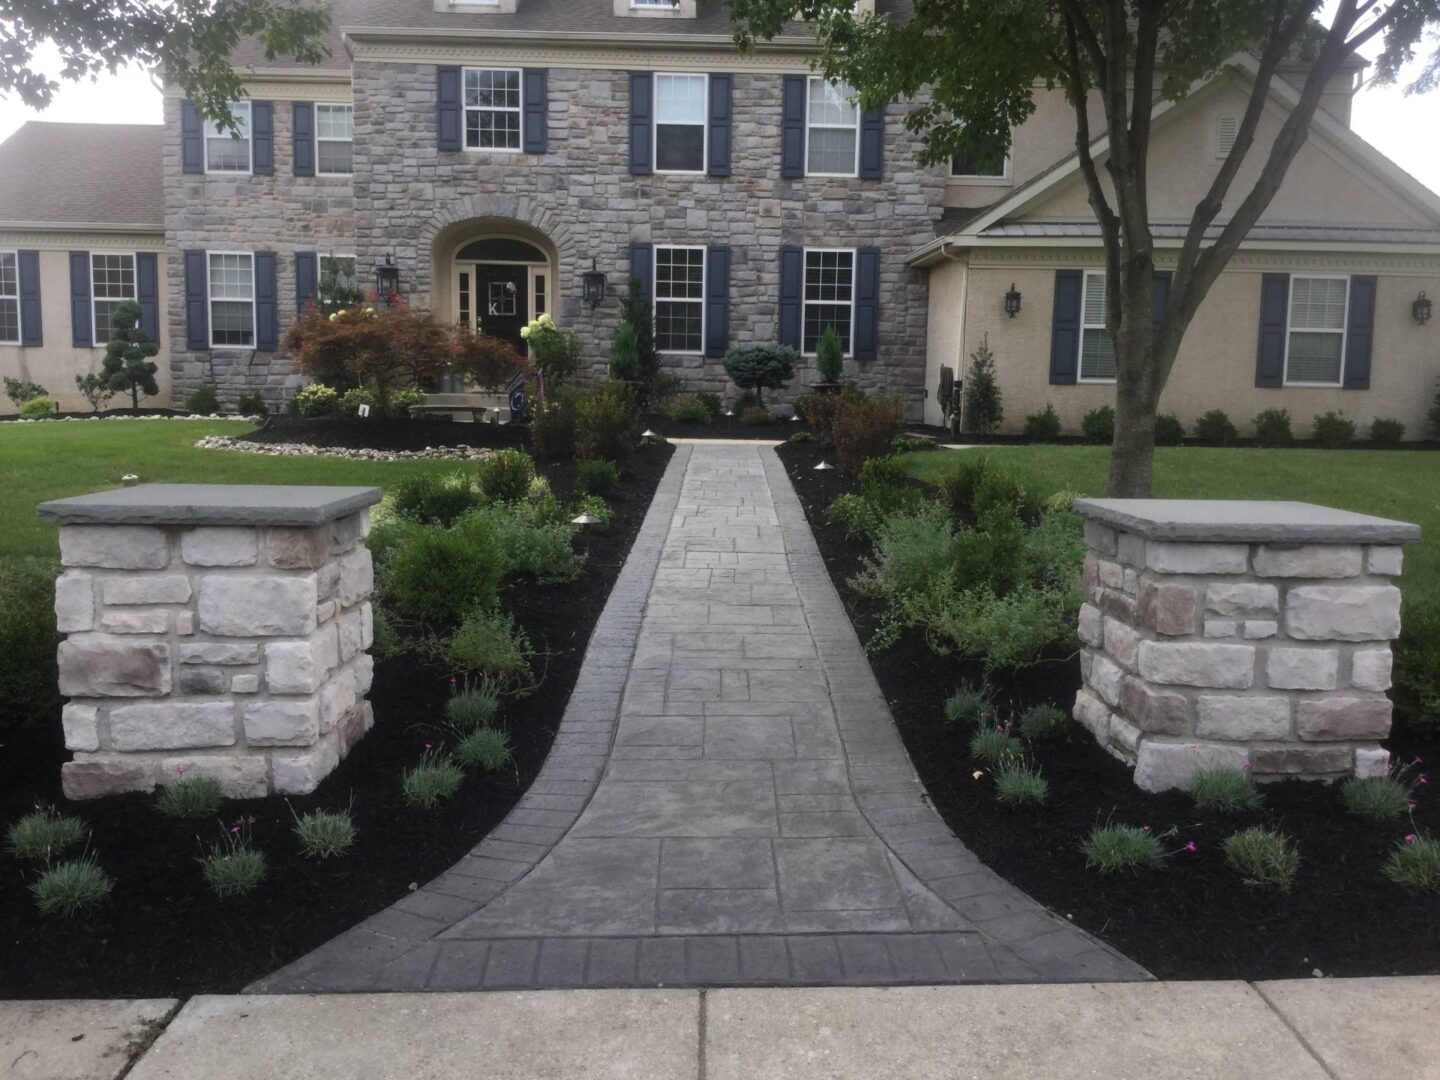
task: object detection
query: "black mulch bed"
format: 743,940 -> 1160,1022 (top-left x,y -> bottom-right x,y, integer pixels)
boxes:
0,441 -> 674,1000
237,413 -> 533,452
641,411 -> 804,442
776,439 -> 1440,981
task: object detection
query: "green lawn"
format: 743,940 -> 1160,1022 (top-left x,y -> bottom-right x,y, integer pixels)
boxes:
0,421 -> 466,560
897,445 -> 1440,602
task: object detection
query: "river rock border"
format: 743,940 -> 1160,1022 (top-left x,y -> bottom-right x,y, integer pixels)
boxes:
194,435 -> 495,462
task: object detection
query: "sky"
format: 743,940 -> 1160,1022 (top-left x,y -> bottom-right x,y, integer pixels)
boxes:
0,40 -> 1437,196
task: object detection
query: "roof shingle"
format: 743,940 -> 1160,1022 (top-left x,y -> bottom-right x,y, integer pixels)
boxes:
0,122 -> 164,228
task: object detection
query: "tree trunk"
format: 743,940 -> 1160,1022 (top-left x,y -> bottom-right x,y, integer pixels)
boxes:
1107,376 -> 1158,497
131,385 -> 139,411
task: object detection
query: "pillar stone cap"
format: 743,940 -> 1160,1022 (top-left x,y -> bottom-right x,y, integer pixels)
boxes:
1073,499 -> 1420,545
38,484 -> 383,528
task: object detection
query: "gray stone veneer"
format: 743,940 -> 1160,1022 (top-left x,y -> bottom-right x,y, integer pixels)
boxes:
38,484 -> 382,799
1071,499 -> 1421,792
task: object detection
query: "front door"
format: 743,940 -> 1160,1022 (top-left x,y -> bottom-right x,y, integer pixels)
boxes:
473,264 -> 528,351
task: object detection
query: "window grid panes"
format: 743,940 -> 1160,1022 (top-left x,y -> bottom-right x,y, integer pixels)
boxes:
1079,271 -> 1116,381
203,102 -> 251,173
208,253 -> 256,348
316,104 -> 354,174
1286,276 -> 1347,385
0,252 -> 18,344
655,74 -> 707,173
654,246 -> 705,353
803,249 -> 854,354
951,152 -> 1007,178
806,78 -> 859,176
91,253 -> 136,345
464,68 -> 522,151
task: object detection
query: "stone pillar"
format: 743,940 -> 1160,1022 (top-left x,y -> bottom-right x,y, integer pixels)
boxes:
37,484 -> 383,800
1071,498 -> 1420,792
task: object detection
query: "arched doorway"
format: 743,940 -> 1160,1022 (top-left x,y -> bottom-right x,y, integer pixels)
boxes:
451,235 -> 551,352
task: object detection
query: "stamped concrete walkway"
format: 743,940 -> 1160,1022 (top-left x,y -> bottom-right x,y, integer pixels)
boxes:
256,442 -> 1143,992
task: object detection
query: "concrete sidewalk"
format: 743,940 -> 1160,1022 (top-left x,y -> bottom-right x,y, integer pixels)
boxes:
9,979 -> 1437,1079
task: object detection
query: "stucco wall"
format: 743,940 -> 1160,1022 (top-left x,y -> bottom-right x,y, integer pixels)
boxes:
0,242 -> 170,414
944,250 -> 1440,438
922,257 -> 966,427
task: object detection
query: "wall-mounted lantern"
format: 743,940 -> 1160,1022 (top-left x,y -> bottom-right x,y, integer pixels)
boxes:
1414,291 -> 1433,326
583,258 -> 608,310
375,253 -> 401,300
1004,283 -> 1022,318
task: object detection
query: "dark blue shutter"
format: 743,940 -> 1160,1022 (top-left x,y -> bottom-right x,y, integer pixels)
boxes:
251,101 -> 273,174
136,253 -> 159,341
1254,272 -> 1289,388
17,251 -> 41,347
292,102 -> 315,175
859,106 -> 885,179
295,251 -> 318,313
778,245 -> 802,348
629,243 -> 653,302
523,69 -> 548,153
256,252 -> 279,351
1049,269 -> 1083,385
1343,275 -> 1376,390
629,73 -> 653,176
1152,270 -> 1173,341
437,66 -> 462,151
181,101 -> 203,173
704,246 -> 731,358
708,74 -> 732,178
70,251 -> 93,347
854,248 -> 880,361
184,251 -> 209,350
781,76 -> 806,178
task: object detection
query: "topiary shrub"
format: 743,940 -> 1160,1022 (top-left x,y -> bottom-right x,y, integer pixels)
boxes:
1313,410 -> 1357,448
576,381 -> 636,461
1023,404 -> 1062,441
1080,405 -> 1114,444
293,383 -> 339,417
18,396 -> 56,420
186,384 -> 220,415
1194,408 -> 1238,446
723,343 -> 797,406
476,448 -> 536,503
531,387 -> 578,458
815,325 -> 844,384
386,525 -> 502,622
1153,413 -> 1185,446
831,393 -> 902,472
1369,417 -> 1406,445
1252,407 -> 1293,447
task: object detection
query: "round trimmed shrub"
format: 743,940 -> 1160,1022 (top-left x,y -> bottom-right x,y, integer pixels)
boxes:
723,343 -> 798,405
19,396 -> 57,420
386,524 -> 502,622
1153,413 -> 1185,446
1023,404 -> 1062,441
1080,406 -> 1114,444
476,448 -> 536,503
1369,417 -> 1405,445
1312,410 -> 1356,448
1194,408 -> 1238,446
1252,408 -> 1293,447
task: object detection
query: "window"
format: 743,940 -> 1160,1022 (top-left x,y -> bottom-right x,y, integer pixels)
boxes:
803,249 -> 854,354
951,148 -> 1008,178
0,252 -> 18,344
654,246 -> 705,352
654,74 -> 707,173
463,68 -> 522,151
316,104 -> 354,174
1078,271 -> 1116,382
318,255 -> 359,308
806,78 -> 859,176
208,253 -> 256,348
1285,275 -> 1348,385
91,254 -> 136,346
203,102 -> 251,173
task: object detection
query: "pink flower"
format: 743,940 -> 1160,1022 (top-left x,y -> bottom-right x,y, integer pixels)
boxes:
229,825 -> 240,834
1404,834 -> 1417,844
1185,841 -> 1197,853
1241,759 -> 1251,769
1142,825 -> 1151,832
1410,803 -> 1418,811
176,766 -> 188,774
449,676 -> 457,688
424,742 -> 433,751
1421,776 -> 1429,785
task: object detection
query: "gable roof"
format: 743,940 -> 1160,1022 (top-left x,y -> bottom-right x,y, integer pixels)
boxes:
0,122 -> 164,230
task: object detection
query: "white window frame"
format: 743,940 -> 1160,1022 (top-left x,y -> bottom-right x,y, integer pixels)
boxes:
801,246 -> 857,358
203,101 -> 253,175
1077,269 -> 1116,384
314,103 -> 355,176
652,73 -> 708,176
207,251 -> 257,350
804,77 -> 860,178
0,250 -> 21,345
318,252 -> 359,306
1283,273 -> 1349,388
653,244 -> 707,355
90,252 -> 137,347
950,142 -> 1011,182
462,67 -> 524,154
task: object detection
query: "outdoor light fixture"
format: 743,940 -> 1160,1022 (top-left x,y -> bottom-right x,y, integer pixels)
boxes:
570,513 -> 602,526
1414,291 -> 1433,326
121,474 -> 139,487
1004,283 -> 1023,318
583,258 -> 608,310
640,429 -> 666,445
813,461 -> 835,471
375,253 -> 400,299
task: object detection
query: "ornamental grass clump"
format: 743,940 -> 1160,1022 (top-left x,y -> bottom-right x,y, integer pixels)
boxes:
1082,824 -> 1166,875
6,806 -> 88,864
155,774 -> 223,820
969,727 -> 1023,766
1382,834 -> 1440,894
456,728 -> 514,773
200,827 -> 268,898
292,808 -> 357,860
1188,765 -> 1262,814
943,684 -> 993,728
993,761 -> 1049,806
1222,827 -> 1301,892
445,681 -> 502,731
1017,704 -> 1066,742
31,856 -> 112,918
1342,775 -> 1412,821
402,751 -> 466,809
